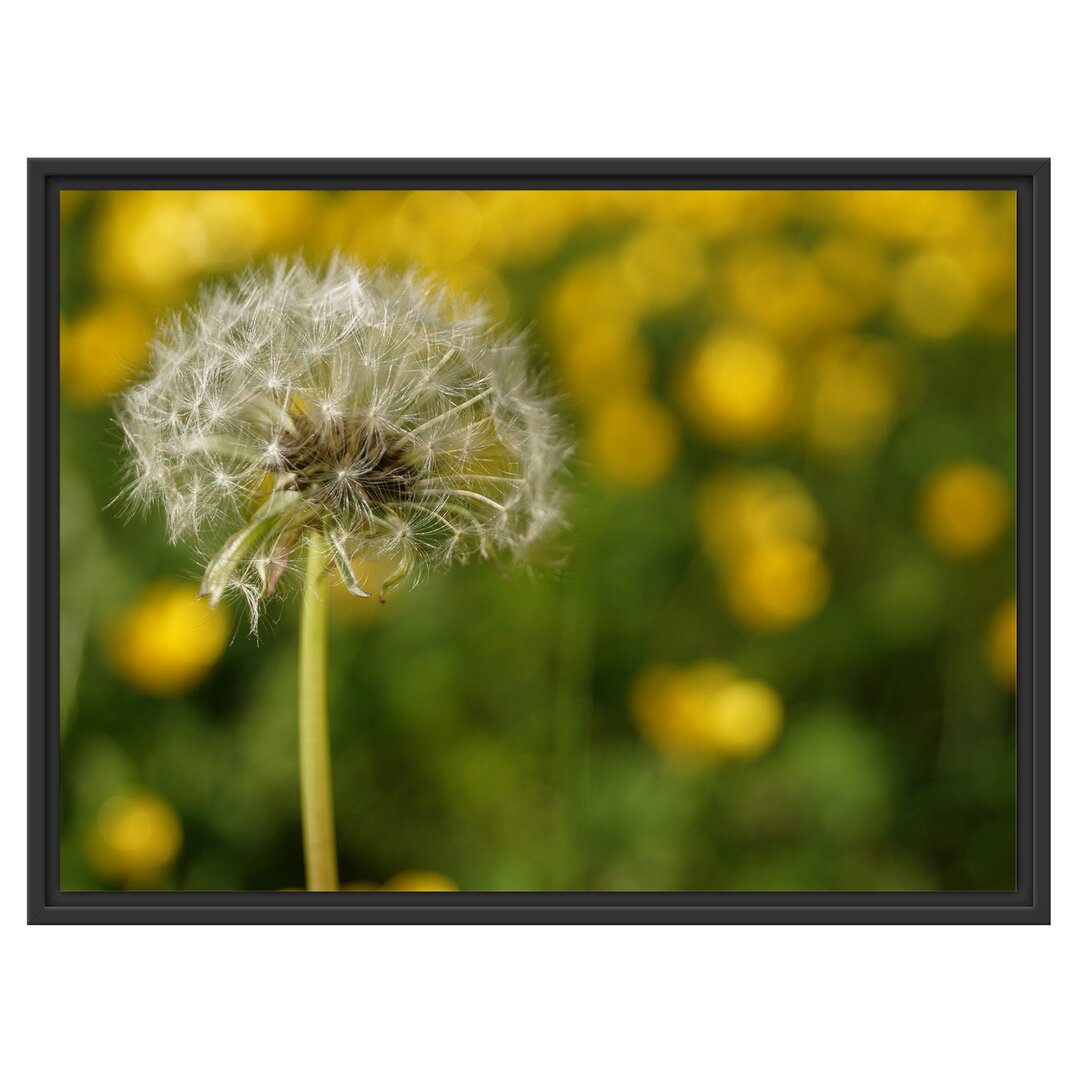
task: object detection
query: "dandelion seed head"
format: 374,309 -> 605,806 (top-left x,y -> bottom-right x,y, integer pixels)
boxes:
118,255 -> 568,627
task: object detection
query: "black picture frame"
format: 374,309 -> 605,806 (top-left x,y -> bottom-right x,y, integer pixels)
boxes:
28,158 -> 1050,925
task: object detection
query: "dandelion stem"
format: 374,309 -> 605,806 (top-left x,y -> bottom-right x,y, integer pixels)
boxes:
298,530 -> 339,891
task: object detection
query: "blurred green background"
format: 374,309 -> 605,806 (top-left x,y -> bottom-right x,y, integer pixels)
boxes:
58,187 -> 1016,892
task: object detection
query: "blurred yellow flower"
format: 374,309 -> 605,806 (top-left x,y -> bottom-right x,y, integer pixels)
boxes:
553,319 -> 652,404
630,660 -> 783,763
683,190 -> 795,238
585,395 -> 679,488
984,596 -> 1017,690
893,249 -> 977,339
95,190 -> 316,296
85,790 -> 182,884
802,336 -> 903,458
726,243 -> 838,342
812,232 -> 890,324
382,871 -> 459,892
695,468 -> 830,630
440,260 -> 512,321
939,201 -> 1017,340
60,299 -> 150,406
678,329 -> 792,444
395,189 -> 482,267
604,189 -> 695,229
979,196 -> 1018,338
318,190 -> 402,265
107,581 -> 230,695
343,871 -> 458,891
476,190 -> 571,266
544,255 -> 645,345
725,540 -> 831,631
942,213 -> 1015,293
697,468 -> 826,563
619,226 -> 706,311
827,190 -> 981,245
918,462 -> 1011,558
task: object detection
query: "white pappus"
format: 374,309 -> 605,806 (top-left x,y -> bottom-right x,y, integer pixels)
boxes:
117,255 -> 568,628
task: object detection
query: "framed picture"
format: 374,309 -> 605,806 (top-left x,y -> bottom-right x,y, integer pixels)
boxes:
28,158 -> 1049,924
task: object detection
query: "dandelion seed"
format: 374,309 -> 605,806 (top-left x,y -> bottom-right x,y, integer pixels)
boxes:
118,255 -> 568,628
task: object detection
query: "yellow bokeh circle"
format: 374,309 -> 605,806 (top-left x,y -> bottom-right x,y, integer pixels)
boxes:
619,226 -> 706,311
85,790 -> 183,884
585,395 -> 680,489
802,337 -> 903,458
108,581 -> 230,695
985,596 -> 1017,690
553,319 -> 652,405
382,871 -> 459,892
630,660 -> 783,764
395,190 -> 482,268
918,462 -> 1011,558
60,300 -> 151,407
725,540 -> 831,631
679,329 -> 792,444
893,249 -> 977,339
697,469 -> 826,563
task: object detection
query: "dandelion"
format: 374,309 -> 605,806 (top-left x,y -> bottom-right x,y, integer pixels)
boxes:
117,255 -> 567,890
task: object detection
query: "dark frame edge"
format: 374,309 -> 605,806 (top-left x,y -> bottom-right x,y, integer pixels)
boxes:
1029,160 -> 1050,923
28,160 -> 48,925
28,158 -> 1051,925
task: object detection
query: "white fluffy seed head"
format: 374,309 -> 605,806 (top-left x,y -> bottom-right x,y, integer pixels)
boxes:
118,255 -> 568,627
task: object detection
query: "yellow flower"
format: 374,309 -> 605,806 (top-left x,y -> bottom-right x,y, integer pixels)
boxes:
893,249 -> 977,339
826,190 -> 981,245
630,660 -> 783,763
382,871 -> 459,892
107,581 -> 230,695
985,596 -> 1017,689
395,190 -> 482,268
85,790 -> 182,885
95,190 -> 316,296
918,462 -> 1011,558
725,243 -> 840,342
618,226 -> 706,311
697,469 -> 826,563
678,329 -> 792,444
475,190 -> 571,266
544,255 -> 646,345
812,232 -> 890,324
927,200 -> 1017,340
552,319 -> 652,404
60,300 -> 151,407
682,190 -> 795,238
318,191 -> 403,265
440,260 -> 512,321
706,680 -> 784,758
802,336 -> 903,458
343,871 -> 459,891
585,395 -> 680,488
725,540 -> 831,631
972,195 -> 1017,338
695,469 -> 831,630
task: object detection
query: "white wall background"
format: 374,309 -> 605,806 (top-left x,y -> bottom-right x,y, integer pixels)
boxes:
2,4 -> 1072,1076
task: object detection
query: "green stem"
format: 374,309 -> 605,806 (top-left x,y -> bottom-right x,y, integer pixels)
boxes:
298,531 -> 339,891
